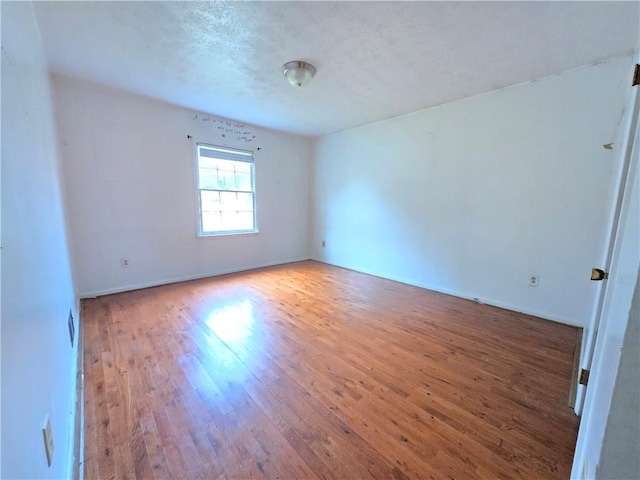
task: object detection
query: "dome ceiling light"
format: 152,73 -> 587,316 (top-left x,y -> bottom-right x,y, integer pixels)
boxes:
282,61 -> 316,87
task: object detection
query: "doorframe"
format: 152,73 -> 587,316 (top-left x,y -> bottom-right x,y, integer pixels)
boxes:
575,59 -> 640,416
570,58 -> 640,479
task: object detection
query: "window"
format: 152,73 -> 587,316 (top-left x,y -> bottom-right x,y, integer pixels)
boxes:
196,143 -> 257,236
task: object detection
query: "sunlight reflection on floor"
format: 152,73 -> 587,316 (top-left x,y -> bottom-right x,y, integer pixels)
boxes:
204,299 -> 255,344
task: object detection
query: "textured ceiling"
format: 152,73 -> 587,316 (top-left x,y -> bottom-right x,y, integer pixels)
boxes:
34,1 -> 639,137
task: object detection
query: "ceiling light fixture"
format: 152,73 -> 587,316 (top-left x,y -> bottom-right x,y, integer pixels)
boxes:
282,61 -> 316,87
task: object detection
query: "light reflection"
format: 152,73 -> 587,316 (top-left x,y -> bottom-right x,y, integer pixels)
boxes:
205,299 -> 255,344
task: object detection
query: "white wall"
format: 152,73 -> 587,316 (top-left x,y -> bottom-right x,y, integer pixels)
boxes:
1,2 -> 79,478
53,77 -> 312,296
312,56 -> 633,326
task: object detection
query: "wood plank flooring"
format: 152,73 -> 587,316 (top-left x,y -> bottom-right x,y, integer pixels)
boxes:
82,260 -> 580,479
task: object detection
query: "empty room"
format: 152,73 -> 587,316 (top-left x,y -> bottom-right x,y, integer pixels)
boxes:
2,1 -> 639,479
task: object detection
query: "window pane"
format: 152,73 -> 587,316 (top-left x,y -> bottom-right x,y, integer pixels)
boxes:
217,192 -> 254,212
202,211 -> 222,232
215,159 -> 236,172
219,191 -> 239,211
219,211 -> 238,231
201,192 -> 254,233
200,190 -> 220,211
217,170 -> 236,190
199,158 -> 249,190
198,157 -> 218,171
237,192 -> 253,209
236,172 -> 252,191
198,166 -> 218,189
235,162 -> 251,174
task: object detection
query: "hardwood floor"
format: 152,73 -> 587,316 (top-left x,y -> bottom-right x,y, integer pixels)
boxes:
82,261 -> 580,479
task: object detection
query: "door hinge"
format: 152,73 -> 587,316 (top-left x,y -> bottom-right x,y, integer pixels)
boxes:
633,64 -> 640,86
579,368 -> 590,386
591,268 -> 609,281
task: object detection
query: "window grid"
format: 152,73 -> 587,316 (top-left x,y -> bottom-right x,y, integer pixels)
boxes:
196,143 -> 257,236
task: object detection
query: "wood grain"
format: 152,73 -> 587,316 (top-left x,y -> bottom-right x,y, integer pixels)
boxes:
81,260 -> 579,479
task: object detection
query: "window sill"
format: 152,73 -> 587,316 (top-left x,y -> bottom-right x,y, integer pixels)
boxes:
197,230 -> 259,238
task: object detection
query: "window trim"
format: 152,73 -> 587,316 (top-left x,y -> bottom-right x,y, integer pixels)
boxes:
195,142 -> 258,237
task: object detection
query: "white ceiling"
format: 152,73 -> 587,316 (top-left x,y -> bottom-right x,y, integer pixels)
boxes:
34,1 -> 639,137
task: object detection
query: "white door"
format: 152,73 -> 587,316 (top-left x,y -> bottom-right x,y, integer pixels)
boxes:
571,60 -> 640,479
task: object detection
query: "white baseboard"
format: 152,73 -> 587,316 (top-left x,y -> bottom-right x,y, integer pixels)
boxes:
79,257 -> 311,298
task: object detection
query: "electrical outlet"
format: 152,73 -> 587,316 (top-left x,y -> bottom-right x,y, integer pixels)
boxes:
68,310 -> 75,347
528,275 -> 539,287
321,240 -> 326,248
120,257 -> 130,268
42,416 -> 54,467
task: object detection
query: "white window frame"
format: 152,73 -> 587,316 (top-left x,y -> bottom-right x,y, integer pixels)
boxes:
195,143 -> 258,237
